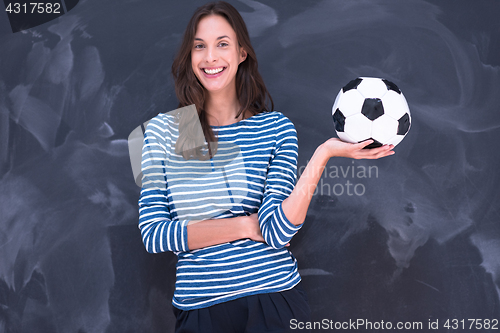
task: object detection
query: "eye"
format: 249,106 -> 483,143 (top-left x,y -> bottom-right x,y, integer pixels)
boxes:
194,44 -> 204,49
218,42 -> 229,47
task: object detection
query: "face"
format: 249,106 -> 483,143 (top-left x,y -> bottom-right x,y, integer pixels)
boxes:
191,15 -> 247,95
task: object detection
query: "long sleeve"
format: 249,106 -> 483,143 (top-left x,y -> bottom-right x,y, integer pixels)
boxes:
258,115 -> 303,249
138,117 -> 190,253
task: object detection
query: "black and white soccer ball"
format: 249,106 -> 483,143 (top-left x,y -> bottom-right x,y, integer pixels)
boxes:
332,77 -> 411,148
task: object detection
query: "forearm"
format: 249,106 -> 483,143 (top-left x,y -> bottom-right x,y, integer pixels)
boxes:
187,216 -> 246,250
282,144 -> 330,226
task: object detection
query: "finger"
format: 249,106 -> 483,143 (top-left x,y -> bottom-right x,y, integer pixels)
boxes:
285,243 -> 290,247
372,146 -> 395,159
369,144 -> 393,152
356,145 -> 395,159
375,150 -> 395,158
356,139 -> 374,149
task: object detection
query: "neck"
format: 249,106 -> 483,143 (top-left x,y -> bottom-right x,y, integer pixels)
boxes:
205,91 -> 244,126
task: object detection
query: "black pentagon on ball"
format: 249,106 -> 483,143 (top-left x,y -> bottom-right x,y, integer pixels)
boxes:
332,108 -> 346,132
342,78 -> 362,93
397,113 -> 410,135
361,98 -> 384,120
361,138 -> 383,149
382,79 -> 401,94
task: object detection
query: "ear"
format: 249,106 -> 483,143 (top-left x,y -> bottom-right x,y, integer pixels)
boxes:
239,47 -> 247,64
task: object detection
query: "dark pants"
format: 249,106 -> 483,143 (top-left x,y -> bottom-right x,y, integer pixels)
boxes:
172,282 -> 312,333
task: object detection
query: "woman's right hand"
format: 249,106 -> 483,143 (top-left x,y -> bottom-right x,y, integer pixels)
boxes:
241,213 -> 290,247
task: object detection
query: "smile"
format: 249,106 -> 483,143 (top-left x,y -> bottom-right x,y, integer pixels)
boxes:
203,67 -> 226,75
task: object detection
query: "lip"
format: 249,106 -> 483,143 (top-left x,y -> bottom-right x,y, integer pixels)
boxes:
200,66 -> 226,78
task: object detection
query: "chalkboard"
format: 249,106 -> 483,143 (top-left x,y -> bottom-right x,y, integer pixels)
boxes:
1,0 -> 499,332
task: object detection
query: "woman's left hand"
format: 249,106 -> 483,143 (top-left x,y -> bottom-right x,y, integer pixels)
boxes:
321,138 -> 395,159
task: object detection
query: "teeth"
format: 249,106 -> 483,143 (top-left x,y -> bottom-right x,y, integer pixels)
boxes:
203,67 -> 224,74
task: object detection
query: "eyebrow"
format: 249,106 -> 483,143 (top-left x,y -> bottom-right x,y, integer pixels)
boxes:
194,35 -> 231,41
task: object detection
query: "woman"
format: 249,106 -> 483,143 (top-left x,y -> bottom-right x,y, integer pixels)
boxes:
138,2 -> 394,332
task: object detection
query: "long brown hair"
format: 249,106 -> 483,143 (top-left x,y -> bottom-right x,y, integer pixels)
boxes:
171,1 -> 274,160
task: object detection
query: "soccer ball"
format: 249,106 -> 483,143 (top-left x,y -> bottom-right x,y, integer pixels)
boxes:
332,77 -> 411,148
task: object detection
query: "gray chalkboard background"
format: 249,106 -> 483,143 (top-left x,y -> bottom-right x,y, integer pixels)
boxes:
1,0 -> 499,332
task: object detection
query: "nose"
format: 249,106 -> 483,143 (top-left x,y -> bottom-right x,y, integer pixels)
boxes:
205,45 -> 218,63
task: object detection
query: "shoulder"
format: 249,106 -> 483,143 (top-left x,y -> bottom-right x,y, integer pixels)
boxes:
146,112 -> 178,129
142,113 -> 182,154
267,111 -> 296,135
144,112 -> 181,139
260,112 -> 297,149
254,111 -> 296,128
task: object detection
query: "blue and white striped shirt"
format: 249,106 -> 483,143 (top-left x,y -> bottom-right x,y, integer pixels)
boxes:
138,110 -> 304,310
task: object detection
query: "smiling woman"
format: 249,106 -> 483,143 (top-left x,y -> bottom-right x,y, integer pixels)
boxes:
190,15 -> 247,122
171,1 -> 274,158
138,1 -> 393,333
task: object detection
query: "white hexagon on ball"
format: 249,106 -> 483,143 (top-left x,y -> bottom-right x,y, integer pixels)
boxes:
335,90 -> 365,117
385,134 -> 405,147
344,114 -> 372,142
356,77 -> 389,98
381,90 -> 410,120
372,114 -> 399,143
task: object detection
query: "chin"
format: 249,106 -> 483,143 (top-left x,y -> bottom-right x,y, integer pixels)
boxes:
204,83 -> 229,93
